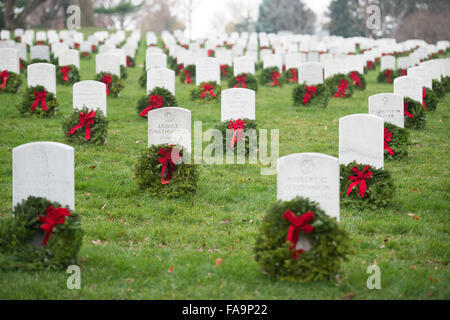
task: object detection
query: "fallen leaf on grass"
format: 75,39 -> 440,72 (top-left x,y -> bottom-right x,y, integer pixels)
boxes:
215,258 -> 223,266
346,293 -> 355,300
168,266 -> 174,273
125,278 -> 134,284
85,192 -> 92,197
407,213 -> 420,220
92,240 -> 104,245
324,126 -> 328,130
410,265 -> 416,270
89,166 -> 96,169
221,219 -> 231,224
136,140 -> 143,144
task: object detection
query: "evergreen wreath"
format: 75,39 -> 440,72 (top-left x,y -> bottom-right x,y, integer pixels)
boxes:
377,69 -> 395,84
432,80 -> 445,100
139,70 -> 147,89
62,107 -> 109,145
423,87 -> 438,112
167,55 -> 177,71
91,45 -> 98,54
133,144 -> 198,198
80,51 -> 91,59
340,161 -> 395,209
20,59 -> 28,73
254,196 -> 352,282
395,69 -> 408,78
190,81 -> 221,102
214,119 -> 258,156
136,87 -> 177,118
227,73 -> 258,92
120,65 -> 128,79
0,196 -> 84,270
220,64 -> 233,81
292,83 -> 330,108
324,73 -> 353,98
126,56 -> 135,68
442,76 -> 450,93
259,66 -> 283,87
384,123 -> 410,161
56,64 -> 80,85
16,85 -> 58,117
404,97 -> 426,130
30,58 -> 50,64
348,71 -> 366,90
180,64 -> 196,84
282,68 -> 299,84
95,72 -> 124,98
0,70 -> 22,93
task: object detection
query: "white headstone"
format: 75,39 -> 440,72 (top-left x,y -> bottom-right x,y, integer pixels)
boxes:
233,56 -> 255,76
221,88 -> 255,122
58,49 -> 80,69
298,62 -> 324,85
30,45 -> 50,61
146,52 -> 167,70
380,55 -> 396,71
27,63 -> 56,95
147,68 -> 175,95
73,80 -> 107,116
262,54 -> 282,71
96,53 -> 120,77
0,48 -> 20,74
368,93 -> 404,128
407,66 -> 432,89
196,57 -> 221,85
394,76 -> 423,103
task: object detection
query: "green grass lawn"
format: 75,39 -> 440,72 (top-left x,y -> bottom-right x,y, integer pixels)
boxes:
0,36 -> 449,300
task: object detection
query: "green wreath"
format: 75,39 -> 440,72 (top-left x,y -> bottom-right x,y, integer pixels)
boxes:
80,51 -> 91,59
340,161 -> 395,209
126,56 -> 135,68
20,59 -> 28,73
394,69 -> 408,79
404,97 -> 426,130
259,66 -> 283,87
377,69 -> 395,84
324,73 -> 353,98
33,40 -> 48,46
282,68 -> 299,84
50,53 -> 58,65
16,85 -> 58,117
0,71 -> 22,94
167,55 -> 177,71
423,87 -> 438,112
120,65 -> 128,79
62,107 -> 109,145
348,71 -> 366,90
139,70 -> 147,89
91,45 -> 98,54
220,64 -> 233,81
136,87 -> 177,118
95,72 -> 124,98
214,119 -> 258,156
254,196 -> 351,282
0,196 -> 84,270
292,83 -> 330,108
432,80 -> 445,100
133,144 -> 198,198
30,58 -> 50,64
56,64 -> 80,85
442,76 -> 450,93
190,81 -> 221,102
384,123 -> 410,161
227,73 -> 258,92
180,64 -> 196,84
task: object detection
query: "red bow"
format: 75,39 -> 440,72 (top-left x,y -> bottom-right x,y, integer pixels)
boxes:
234,74 -> 247,88
220,65 -> 228,76
39,206 -> 71,246
346,166 -> 373,198
184,69 -> 192,84
270,71 -> 281,87
208,49 -> 214,57
384,128 -> 395,156
31,91 -> 48,111
139,95 -> 163,117
367,61 -> 373,70
422,88 -> 427,109
384,69 -> 392,83
404,101 -> 414,118
101,74 -> 112,95
69,110 -> 96,140
177,63 -> 184,74
37,40 -> 43,45
91,45 -> 96,52
59,66 -> 71,82
288,68 -> 298,83
20,59 -> 23,70
0,70 -> 9,90
82,52 -> 89,57
200,83 -> 216,98
158,146 -> 181,185
282,210 -> 315,260
302,85 -> 317,105
349,71 -> 362,87
74,43 -> 80,49
334,79 -> 348,98
401,69 -> 407,76
228,119 -> 245,148
126,56 -> 134,67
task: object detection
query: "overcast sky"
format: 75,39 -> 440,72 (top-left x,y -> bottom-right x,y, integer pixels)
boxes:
186,0 -> 332,38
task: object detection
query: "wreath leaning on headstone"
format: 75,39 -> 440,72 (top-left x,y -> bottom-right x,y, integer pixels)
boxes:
292,83 -> 330,108
282,68 -> 299,84
126,56 -> 135,68
324,73 -> 354,98
133,144 -> 199,198
180,64 -> 196,84
62,107 -> 109,145
0,70 -> 22,93
20,59 -> 28,73
348,71 -> 366,90
56,64 -> 80,85
442,76 -> 450,93
214,118 -> 258,156
220,64 -> 233,80
432,80 -> 445,100
259,66 -> 283,87
16,85 -> 58,117
340,161 -> 395,209
120,65 -> 128,79
0,196 -> 84,270
190,81 -> 221,102
384,123 -> 410,161
423,87 -> 438,112
227,73 -> 258,92
95,72 -> 124,98
254,196 -> 352,282
404,97 -> 426,130
136,87 -> 177,118
377,69 -> 395,84
139,69 -> 147,89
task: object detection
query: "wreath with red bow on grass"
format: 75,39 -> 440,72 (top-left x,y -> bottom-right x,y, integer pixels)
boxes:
347,71 -> 366,90
423,87 -> 438,112
227,73 -> 258,92
0,70 -> 22,93
95,72 -> 124,98
80,51 -> 91,59
259,66 -> 283,87
282,68 -> 299,84
404,97 -> 426,130
292,83 -> 330,108
126,56 -> 135,68
340,161 -> 395,209
432,80 -> 445,100
324,73 -> 354,98
136,87 -> 177,118
254,196 -> 351,282
214,118 -> 258,156
219,64 -> 233,81
377,69 -> 396,84
0,196 -> 83,270
62,107 -> 109,145
56,65 -> 80,85
384,123 -> 410,161
16,85 -> 58,117
180,64 -> 196,84
133,144 -> 198,198
190,81 -> 221,102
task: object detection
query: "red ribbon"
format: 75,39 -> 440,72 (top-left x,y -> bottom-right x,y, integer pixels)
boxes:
302,85 -> 317,105
401,69 -> 407,76
177,63 -> 184,75
384,128 -> 395,156
208,49 -> 214,57
0,70 -> 10,89
228,119 -> 245,148
126,56 -> 134,67
37,40 -> 43,45
288,68 -> 298,83
139,95 -> 163,117
384,69 -> 392,83
69,110 -> 96,140
270,71 -> 281,87
404,101 -> 414,118
234,74 -> 247,88
349,71 -> 362,87
20,59 -> 23,70
184,69 -> 192,84
158,146 -> 181,185
59,66 -> 71,82
367,61 -> 374,70
422,88 -> 427,109
74,42 -> 80,49
81,52 -> 89,57
39,205 -> 71,246
346,166 -> 373,198
101,74 -> 112,95
282,210 -> 315,260
334,79 -> 348,98
200,83 -> 216,98
220,64 -> 228,76
91,45 -> 97,52
31,91 -> 48,111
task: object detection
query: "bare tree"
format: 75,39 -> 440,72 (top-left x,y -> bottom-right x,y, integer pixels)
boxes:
2,0 -> 47,29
